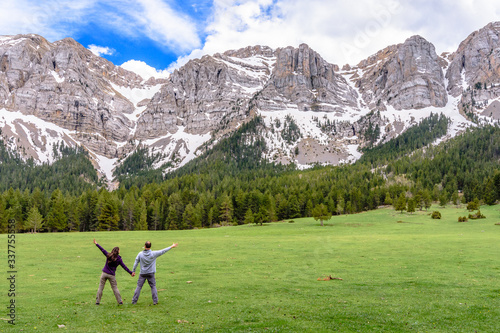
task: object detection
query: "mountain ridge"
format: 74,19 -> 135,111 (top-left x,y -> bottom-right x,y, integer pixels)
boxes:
1,23 -> 500,187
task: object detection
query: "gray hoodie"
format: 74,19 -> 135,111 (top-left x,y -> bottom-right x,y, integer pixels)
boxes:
132,246 -> 172,274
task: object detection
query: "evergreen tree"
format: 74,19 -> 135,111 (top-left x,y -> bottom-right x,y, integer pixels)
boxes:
255,206 -> 268,226
326,197 -> 336,214
267,195 -> 277,222
233,190 -> 247,224
439,190 -> 448,207
345,201 -> 353,214
244,208 -> 254,224
78,190 -> 99,231
150,199 -> 162,230
483,178 -> 497,205
66,197 -> 80,231
207,207 -> 215,228
451,191 -> 460,207
407,198 -> 416,214
98,193 -> 120,231
122,192 -> 136,231
46,189 -> 67,231
5,189 -> 24,231
494,171 -> 500,200
288,195 -> 301,219
276,195 -> 289,220
336,195 -> 345,214
30,187 -> 47,216
8,200 -> 24,232
166,192 -> 184,230
414,192 -> 423,210
423,190 -> 432,211
312,204 -> 331,226
183,203 -> 200,229
192,202 -> 204,228
219,196 -> 234,226
394,193 -> 407,213
0,196 -> 6,233
134,198 -> 148,230
195,198 -> 208,228
26,206 -> 44,233
305,199 -> 313,217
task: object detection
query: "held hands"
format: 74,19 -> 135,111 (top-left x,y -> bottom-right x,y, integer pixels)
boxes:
171,243 -> 178,248
131,272 -> 136,277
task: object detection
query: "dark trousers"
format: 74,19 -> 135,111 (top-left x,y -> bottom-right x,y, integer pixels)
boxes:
132,273 -> 158,304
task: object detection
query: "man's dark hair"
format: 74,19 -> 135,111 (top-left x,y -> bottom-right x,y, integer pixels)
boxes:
145,241 -> 151,249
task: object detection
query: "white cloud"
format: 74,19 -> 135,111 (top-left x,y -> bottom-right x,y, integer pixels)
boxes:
1,0 -> 499,71
400,0 -> 500,54
132,0 -> 201,52
168,0 -> 500,70
0,0 -> 97,41
167,0 -> 415,68
120,59 -> 170,79
0,0 -> 201,55
95,0 -> 201,54
88,44 -> 115,56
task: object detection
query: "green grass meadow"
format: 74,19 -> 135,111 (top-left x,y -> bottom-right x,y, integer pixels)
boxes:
2,205 -> 500,332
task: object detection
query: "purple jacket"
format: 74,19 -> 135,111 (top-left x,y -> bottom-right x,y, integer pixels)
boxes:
96,243 -> 133,276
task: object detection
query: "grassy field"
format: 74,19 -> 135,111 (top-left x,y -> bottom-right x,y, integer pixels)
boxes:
1,204 -> 500,332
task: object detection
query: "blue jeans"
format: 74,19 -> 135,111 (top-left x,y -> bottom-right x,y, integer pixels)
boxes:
132,273 -> 158,304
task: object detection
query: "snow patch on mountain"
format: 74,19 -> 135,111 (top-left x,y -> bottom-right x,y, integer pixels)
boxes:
0,109 -> 75,163
259,106 -> 367,167
93,153 -> 118,182
378,94 -> 474,146
50,70 -> 65,83
110,82 -> 162,108
0,108 -> 120,181
142,126 -> 212,173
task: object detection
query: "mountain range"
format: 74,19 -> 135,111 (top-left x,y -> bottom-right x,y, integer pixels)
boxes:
1,22 -> 500,188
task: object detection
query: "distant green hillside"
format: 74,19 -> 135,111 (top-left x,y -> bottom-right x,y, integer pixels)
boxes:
0,115 -> 498,233
0,140 -> 100,195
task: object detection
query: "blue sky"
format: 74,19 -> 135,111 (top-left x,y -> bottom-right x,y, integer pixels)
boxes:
1,0 -> 500,75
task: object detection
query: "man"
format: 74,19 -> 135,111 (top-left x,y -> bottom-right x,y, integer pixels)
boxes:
132,241 -> 178,305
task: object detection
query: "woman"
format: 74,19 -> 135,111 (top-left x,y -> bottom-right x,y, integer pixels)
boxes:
94,239 -> 135,305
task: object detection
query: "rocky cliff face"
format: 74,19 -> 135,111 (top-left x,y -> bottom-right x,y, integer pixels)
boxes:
349,35 -> 447,111
0,34 -> 151,160
446,22 -> 500,96
256,43 -> 358,113
135,45 -> 275,139
1,23 -> 499,183
445,22 -> 500,118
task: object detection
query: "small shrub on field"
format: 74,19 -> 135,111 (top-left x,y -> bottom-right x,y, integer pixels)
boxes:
288,220 -> 295,223
458,216 -> 468,222
468,210 -> 486,219
431,211 -> 442,219
467,198 -> 481,211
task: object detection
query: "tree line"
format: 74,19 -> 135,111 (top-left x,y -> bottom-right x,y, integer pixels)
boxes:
0,116 -> 498,233
0,138 -> 101,194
